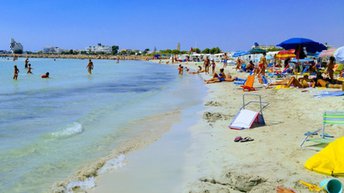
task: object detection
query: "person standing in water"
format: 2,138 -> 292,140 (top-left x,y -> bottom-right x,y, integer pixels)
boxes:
25,57 -> 29,68
13,65 -> 19,80
27,64 -> 33,74
86,59 -> 94,74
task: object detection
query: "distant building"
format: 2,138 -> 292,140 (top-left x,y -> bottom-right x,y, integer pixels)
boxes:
42,47 -> 65,54
177,42 -> 180,51
10,38 -> 23,54
86,43 -> 112,54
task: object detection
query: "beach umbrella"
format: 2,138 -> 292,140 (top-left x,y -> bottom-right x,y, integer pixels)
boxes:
319,48 -> 337,58
249,48 -> 266,54
334,46 -> 344,64
276,38 -> 327,56
232,51 -> 249,57
276,49 -> 296,59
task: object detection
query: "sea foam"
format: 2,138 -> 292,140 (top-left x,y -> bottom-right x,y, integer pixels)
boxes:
66,177 -> 95,193
98,154 -> 126,174
51,122 -> 83,138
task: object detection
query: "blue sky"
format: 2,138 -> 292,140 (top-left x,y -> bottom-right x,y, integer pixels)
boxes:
0,0 -> 343,51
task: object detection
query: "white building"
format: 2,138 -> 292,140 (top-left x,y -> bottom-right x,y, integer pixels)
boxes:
86,43 -> 112,54
10,38 -> 23,54
42,47 -> 65,54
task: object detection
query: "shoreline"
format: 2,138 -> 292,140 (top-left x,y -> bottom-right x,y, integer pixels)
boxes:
52,109 -> 183,193
50,60 -> 208,193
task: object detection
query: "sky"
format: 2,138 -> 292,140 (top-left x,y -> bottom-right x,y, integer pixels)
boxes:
0,0 -> 343,51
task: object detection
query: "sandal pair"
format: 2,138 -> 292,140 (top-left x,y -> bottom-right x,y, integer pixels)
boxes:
234,136 -> 254,142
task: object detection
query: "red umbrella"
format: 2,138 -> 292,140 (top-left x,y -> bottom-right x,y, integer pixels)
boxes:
276,49 -> 296,59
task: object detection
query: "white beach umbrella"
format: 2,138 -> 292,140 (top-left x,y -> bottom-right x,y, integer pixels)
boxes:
334,46 -> 344,64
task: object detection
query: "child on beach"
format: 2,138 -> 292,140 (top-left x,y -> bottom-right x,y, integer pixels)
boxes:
86,59 -> 94,74
13,65 -> 19,80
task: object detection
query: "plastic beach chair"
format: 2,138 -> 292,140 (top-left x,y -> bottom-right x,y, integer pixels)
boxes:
241,75 -> 255,91
300,111 -> 344,148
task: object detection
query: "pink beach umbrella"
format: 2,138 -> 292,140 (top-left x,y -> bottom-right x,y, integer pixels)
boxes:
319,48 -> 337,57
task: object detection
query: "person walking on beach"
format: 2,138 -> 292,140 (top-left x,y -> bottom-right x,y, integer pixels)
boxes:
204,56 -> 210,74
257,53 -> 267,83
27,64 -> 33,74
236,57 -> 243,71
13,65 -> 19,80
211,60 -> 216,74
86,59 -> 94,74
223,53 -> 229,68
25,57 -> 29,68
326,56 -> 335,83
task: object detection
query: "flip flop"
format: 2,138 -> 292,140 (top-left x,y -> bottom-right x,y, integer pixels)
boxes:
234,136 -> 242,142
240,137 -> 254,142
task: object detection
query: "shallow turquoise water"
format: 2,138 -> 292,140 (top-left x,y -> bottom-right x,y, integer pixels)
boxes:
0,58 -> 206,193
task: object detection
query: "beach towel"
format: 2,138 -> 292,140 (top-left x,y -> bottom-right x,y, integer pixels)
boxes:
313,91 -> 344,98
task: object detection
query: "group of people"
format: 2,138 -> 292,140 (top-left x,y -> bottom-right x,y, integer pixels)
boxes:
12,58 -> 49,80
175,52 -> 343,90
11,57 -> 96,80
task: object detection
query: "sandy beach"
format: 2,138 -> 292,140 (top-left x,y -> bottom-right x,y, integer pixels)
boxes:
85,59 -> 344,193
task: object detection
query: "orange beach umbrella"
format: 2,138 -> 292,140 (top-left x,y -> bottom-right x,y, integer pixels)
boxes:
276,49 -> 296,59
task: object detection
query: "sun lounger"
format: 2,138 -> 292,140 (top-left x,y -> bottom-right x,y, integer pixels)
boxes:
300,111 -> 344,148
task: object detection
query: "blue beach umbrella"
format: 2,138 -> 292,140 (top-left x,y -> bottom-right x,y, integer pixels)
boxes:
276,38 -> 327,55
232,51 -> 249,57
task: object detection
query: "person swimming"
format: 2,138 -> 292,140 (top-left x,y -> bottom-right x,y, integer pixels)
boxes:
41,72 -> 49,78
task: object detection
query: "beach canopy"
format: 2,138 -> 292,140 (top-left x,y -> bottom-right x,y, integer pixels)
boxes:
276,49 -> 296,59
232,51 -> 250,57
304,136 -> 344,176
249,48 -> 266,54
319,48 -> 337,58
276,38 -> 327,55
334,46 -> 344,64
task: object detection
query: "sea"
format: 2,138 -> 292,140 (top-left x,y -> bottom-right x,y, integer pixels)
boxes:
0,57 -> 206,193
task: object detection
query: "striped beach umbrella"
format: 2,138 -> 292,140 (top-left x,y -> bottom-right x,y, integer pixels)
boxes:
319,48 -> 337,58
276,49 -> 296,59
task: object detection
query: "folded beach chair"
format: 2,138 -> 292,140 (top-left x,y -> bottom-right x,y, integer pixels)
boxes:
300,111 -> 344,148
241,75 -> 255,91
234,78 -> 246,85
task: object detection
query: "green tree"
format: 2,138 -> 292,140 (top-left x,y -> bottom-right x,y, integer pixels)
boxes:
111,45 -> 119,55
193,48 -> 201,53
171,49 -> 180,55
210,47 -> 221,54
202,48 -> 210,54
